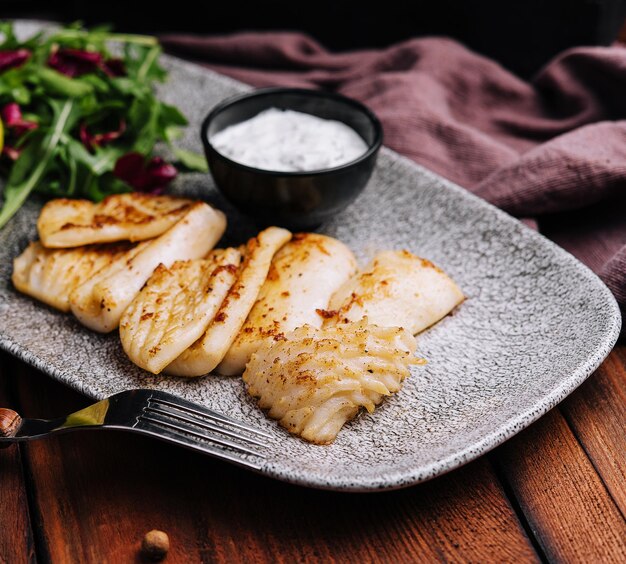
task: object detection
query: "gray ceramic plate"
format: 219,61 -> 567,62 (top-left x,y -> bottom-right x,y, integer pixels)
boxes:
0,22 -> 621,491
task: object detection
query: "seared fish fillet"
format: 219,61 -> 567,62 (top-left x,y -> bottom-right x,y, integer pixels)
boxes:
70,203 -> 227,333
12,241 -> 136,312
165,226 -> 292,377
324,250 -> 464,334
244,319 -> 424,444
120,248 -> 241,374
37,193 -> 196,248
218,233 -> 357,376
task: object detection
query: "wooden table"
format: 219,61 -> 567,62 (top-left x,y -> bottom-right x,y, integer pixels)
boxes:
1,343 -> 625,563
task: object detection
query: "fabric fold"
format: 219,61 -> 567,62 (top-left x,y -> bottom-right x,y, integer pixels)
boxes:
161,32 -> 626,328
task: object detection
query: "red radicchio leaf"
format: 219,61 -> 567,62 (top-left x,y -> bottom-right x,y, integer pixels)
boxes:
114,152 -> 144,183
145,157 -> 178,192
1,103 -> 38,137
114,152 -> 177,194
1,102 -> 23,125
80,119 -> 126,152
1,103 -> 38,159
2,144 -> 21,161
0,49 -> 31,72
48,47 -> 103,77
78,122 -> 92,151
100,58 -> 126,77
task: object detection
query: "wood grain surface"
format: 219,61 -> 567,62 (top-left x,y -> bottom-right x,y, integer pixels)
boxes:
497,409 -> 626,562
561,348 -> 626,516
7,355 -> 536,563
0,346 -> 624,563
0,355 -> 36,564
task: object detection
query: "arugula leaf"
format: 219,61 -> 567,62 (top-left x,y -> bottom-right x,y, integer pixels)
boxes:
37,67 -> 94,97
0,22 -> 18,49
159,102 -> 188,143
0,21 -> 195,228
173,148 -> 209,173
67,139 -> 123,180
127,95 -> 160,154
124,44 -> 166,83
0,98 -> 79,228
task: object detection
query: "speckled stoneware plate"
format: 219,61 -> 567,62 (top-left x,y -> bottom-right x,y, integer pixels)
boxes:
0,22 -> 621,491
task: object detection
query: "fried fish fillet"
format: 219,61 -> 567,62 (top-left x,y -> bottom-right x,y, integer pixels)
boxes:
324,250 -> 464,334
165,226 -> 292,377
12,241 -> 137,312
70,202 -> 227,333
37,193 -> 196,248
120,248 -> 241,374
244,319 -> 424,444
217,233 -> 357,376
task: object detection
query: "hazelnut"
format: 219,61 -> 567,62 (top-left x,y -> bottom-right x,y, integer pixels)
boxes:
141,530 -> 169,561
0,408 -> 21,438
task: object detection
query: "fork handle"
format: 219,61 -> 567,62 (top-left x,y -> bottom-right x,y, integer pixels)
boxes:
0,408 -> 22,441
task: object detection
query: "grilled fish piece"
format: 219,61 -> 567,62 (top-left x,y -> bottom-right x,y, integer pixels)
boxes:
120,248 -> 241,374
165,226 -> 292,377
12,241 -> 137,312
37,193 -> 196,248
244,319 -> 424,444
324,250 -> 464,335
70,202 -> 227,333
217,233 -> 357,376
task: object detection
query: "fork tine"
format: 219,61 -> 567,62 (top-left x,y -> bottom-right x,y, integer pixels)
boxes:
144,405 -> 267,448
139,412 -> 264,458
149,393 -> 273,439
1,389 -> 271,472
138,416 -> 265,470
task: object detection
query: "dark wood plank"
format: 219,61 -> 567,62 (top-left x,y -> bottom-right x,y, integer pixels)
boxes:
13,361 -> 538,563
562,347 -> 626,516
0,353 -> 36,564
497,406 -> 626,562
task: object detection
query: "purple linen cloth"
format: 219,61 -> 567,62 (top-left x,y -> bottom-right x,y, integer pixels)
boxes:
161,32 -> 626,327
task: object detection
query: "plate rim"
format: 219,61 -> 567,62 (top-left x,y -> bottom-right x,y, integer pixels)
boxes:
0,25 -> 621,490
1,149 -> 620,491
256,153 -> 622,490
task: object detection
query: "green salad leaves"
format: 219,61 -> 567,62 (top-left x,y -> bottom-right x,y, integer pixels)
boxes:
0,22 -> 206,229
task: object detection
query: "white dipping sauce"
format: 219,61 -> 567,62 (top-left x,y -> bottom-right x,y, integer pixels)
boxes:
210,108 -> 369,172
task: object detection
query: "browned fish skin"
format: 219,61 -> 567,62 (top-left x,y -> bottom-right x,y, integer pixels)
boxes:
37,193 -> 196,248
120,248 -> 241,374
243,319 -> 424,444
324,250 -> 465,335
69,202 -> 227,333
12,241 -> 137,312
165,226 -> 292,377
217,233 -> 357,375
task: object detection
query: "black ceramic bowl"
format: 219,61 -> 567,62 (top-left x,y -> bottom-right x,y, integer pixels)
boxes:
201,88 -> 383,229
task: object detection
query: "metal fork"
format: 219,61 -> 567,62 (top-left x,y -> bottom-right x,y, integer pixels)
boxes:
0,389 -> 270,470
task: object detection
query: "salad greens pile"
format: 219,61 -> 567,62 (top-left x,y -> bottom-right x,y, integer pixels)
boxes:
0,21 -> 207,229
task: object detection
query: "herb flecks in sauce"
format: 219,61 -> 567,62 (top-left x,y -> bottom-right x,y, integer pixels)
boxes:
211,108 -> 368,173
